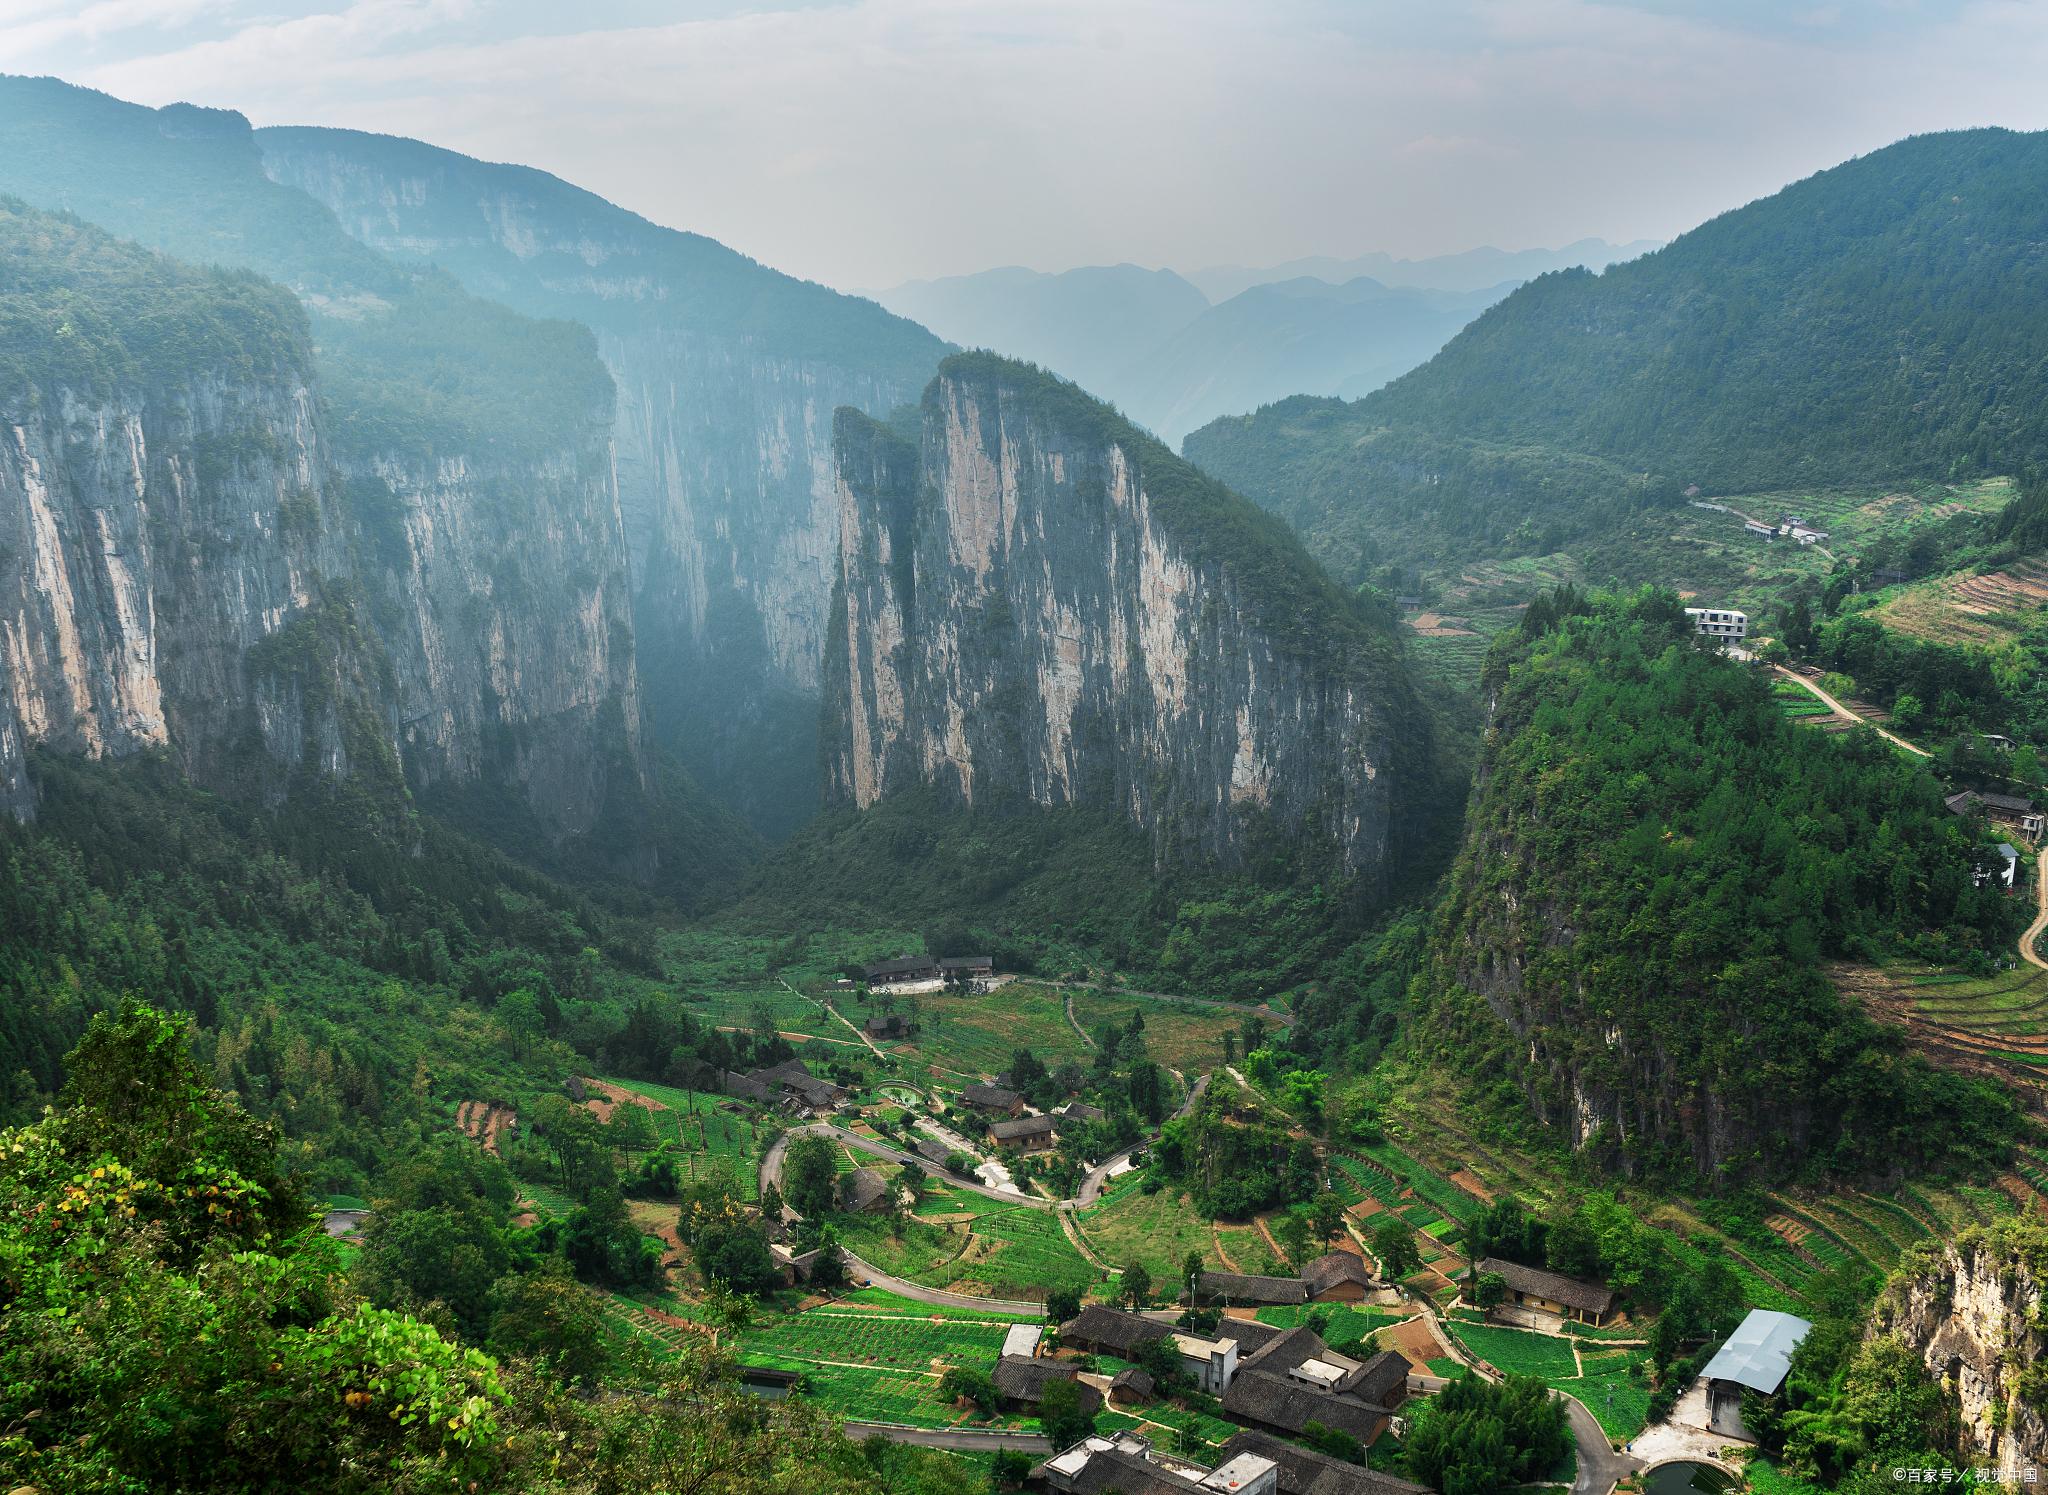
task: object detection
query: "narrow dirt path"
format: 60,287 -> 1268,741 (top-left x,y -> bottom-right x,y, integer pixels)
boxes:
1211,1223 -> 1246,1273
784,977 -> 888,1059
1058,1205 -> 1117,1273
1062,989 -> 1098,1050
1774,666 -> 1929,758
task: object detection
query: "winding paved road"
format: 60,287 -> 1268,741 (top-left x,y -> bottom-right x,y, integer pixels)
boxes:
768,1124 -> 1055,1209
2024,851 -> 2048,971
1566,1394 -> 1640,1495
841,1423 -> 1050,1453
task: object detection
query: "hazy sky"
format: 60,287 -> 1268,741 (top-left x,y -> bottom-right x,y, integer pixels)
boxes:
3,0 -> 2045,290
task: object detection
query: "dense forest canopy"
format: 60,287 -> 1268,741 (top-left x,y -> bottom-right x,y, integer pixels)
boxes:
1416,589 -> 2023,1182
1187,128 -> 2048,581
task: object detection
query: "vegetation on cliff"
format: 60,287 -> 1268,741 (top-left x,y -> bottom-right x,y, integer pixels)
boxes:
1415,588 -> 2022,1182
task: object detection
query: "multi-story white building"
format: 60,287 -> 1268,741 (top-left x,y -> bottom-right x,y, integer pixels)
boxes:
1685,607 -> 1748,642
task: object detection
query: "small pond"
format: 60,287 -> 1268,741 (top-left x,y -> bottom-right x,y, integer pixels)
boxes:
1644,1463 -> 1737,1495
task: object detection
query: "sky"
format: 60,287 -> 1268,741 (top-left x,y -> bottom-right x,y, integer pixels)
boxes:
2,0 -> 2046,290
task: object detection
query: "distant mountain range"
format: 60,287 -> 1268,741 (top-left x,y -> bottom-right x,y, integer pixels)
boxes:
1183,238 -> 1661,301
866,240 -> 1652,445
1184,129 -> 2048,582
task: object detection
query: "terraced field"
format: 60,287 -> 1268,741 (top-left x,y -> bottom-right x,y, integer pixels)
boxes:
1834,959 -> 2048,1111
603,1077 -> 768,1200
837,1195 -> 1099,1301
1446,1321 -> 1654,1440
1074,1172 -> 1227,1286
1874,555 -> 2048,648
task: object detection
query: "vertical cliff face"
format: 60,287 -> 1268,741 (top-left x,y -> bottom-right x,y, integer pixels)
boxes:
1873,1223 -> 2047,1482
0,205 -> 381,817
343,438 -> 640,837
0,87 -> 651,847
256,126 -> 948,833
826,353 -> 1425,890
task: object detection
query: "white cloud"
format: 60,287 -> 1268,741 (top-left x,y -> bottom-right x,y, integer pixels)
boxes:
3,0 -> 2042,286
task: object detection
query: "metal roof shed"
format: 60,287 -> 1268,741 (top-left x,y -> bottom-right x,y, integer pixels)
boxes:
1701,1309 -> 1813,1394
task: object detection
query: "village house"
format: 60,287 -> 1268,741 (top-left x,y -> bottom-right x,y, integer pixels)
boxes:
863,1011 -> 909,1039
1743,519 -> 1777,539
1109,1367 -> 1155,1405
1002,1323 -> 1043,1359
1974,842 -> 2022,891
1213,1430 -> 1431,1495
991,1354 -> 1102,1417
1683,606 -> 1748,642
1217,1327 -> 1405,1447
1473,1257 -> 1617,1326
938,954 -> 994,983
960,1082 -> 1026,1116
1055,1101 -> 1107,1131
1192,1269 -> 1310,1307
1034,1431 -> 1279,1495
1299,1251 -> 1379,1303
717,1069 -> 776,1105
1058,1305 -> 1289,1395
744,1058 -> 852,1114
864,955 -> 938,986
839,1166 -> 894,1214
914,1136 -> 958,1170
768,1242 -> 822,1286
1700,1309 -> 1813,1441
1945,789 -> 2046,843
987,1114 -> 1058,1153
1786,524 -> 1830,545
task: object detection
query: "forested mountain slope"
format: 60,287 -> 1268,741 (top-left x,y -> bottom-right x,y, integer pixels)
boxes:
1188,128 -> 2048,581
1417,589 -> 2023,1184
259,123 -> 950,835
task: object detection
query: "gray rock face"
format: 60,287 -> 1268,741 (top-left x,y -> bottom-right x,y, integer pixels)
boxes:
826,357 -> 1412,890
0,369 -> 355,812
257,129 -> 945,832
0,313 -> 639,839
1875,1223 -> 2047,1482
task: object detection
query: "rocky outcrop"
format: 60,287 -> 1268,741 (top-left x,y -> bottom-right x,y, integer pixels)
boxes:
1873,1221 -> 2047,1482
824,353 -> 1425,889
257,126 -> 947,832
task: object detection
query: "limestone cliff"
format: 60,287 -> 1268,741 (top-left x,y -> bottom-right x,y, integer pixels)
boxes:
825,353 -> 1428,890
256,126 -> 947,833
1872,1221 -> 2047,1482
0,87 -> 649,847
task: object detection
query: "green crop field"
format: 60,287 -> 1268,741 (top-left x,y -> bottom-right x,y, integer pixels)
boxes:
603,1077 -> 769,1200
1449,1323 -> 1580,1380
1252,1304 -> 1408,1345
1075,1173 -> 1225,1286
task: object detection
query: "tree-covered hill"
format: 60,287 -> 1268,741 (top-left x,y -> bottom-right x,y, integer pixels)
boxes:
1187,128 -> 2048,581
1416,588 -> 2024,1185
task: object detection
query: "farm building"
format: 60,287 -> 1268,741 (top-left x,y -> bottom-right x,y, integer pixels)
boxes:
1059,1304 -> 1174,1358
1055,1101 -> 1107,1130
839,1167 -> 894,1214
1002,1323 -> 1044,1359
1218,1327 -> 1396,1446
1974,843 -> 2022,891
1299,1251 -> 1378,1302
1699,1309 -> 1813,1441
865,955 -> 938,985
1193,1270 -> 1310,1307
987,1114 -> 1057,1152
914,1136 -> 958,1170
1035,1431 -> 1278,1495
1945,789 -> 2045,843
1787,524 -> 1830,545
1743,520 -> 1776,539
961,1083 -> 1026,1116
1057,1306 -> 1291,1394
1214,1430 -> 1430,1495
1473,1257 -> 1617,1326
768,1243 -> 822,1285
1109,1367 -> 1155,1404
992,1354 -> 1102,1416
863,1012 -> 909,1039
938,954 -> 994,981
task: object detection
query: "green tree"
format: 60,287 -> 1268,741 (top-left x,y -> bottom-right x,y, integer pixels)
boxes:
486,1266 -> 610,1386
1373,1217 -> 1422,1283
1046,1287 -> 1082,1326
1038,1377 -> 1097,1450
1473,1271 -> 1508,1311
1121,1260 -> 1153,1309
1276,1210 -> 1313,1270
783,1134 -> 839,1220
